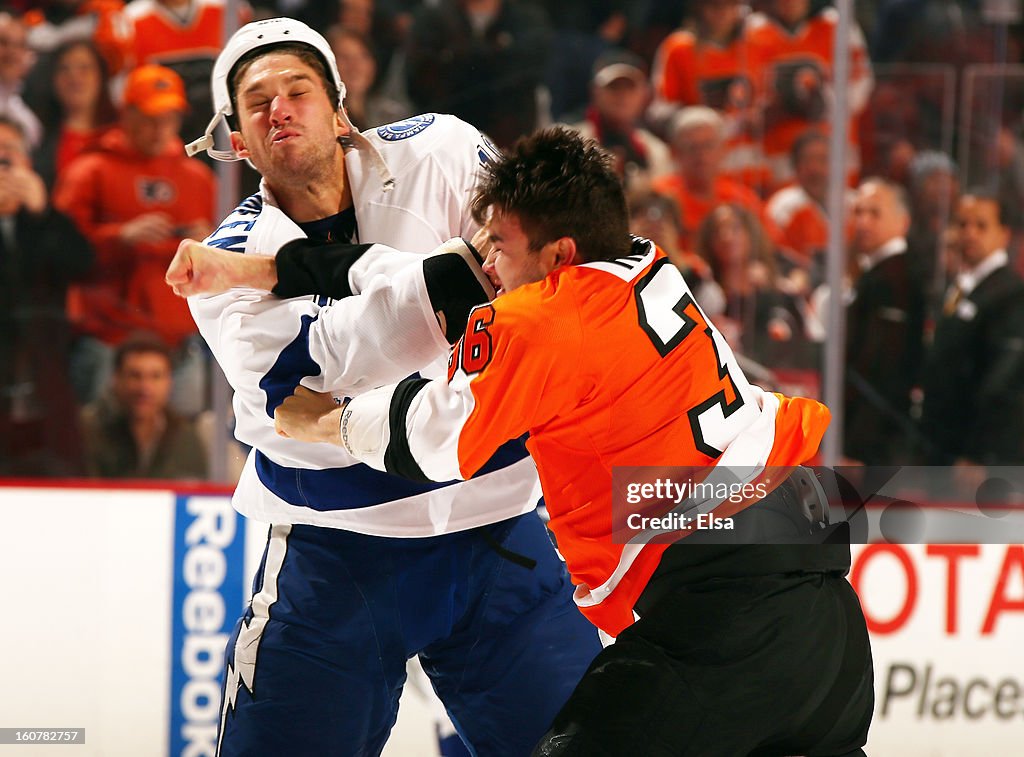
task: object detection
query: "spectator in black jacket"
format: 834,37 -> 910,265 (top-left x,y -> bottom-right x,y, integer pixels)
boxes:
920,191 -> 1024,472
844,178 -> 926,465
0,114 -> 94,475
405,0 -> 551,148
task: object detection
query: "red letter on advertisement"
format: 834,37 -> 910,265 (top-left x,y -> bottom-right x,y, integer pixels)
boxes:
982,546 -> 1024,635
851,543 -> 918,634
926,544 -> 980,634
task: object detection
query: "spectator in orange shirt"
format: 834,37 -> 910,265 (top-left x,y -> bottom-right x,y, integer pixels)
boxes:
54,63 -> 214,407
120,0 -> 251,143
653,105 -> 775,248
765,129 -> 832,267
746,0 -> 873,189
649,0 -> 766,191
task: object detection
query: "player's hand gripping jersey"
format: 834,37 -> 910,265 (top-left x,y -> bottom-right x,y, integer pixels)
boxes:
341,240 -> 831,635
188,114 -> 540,536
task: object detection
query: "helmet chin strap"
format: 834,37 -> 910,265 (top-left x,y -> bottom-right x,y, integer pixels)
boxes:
332,82 -> 395,191
185,110 -> 244,162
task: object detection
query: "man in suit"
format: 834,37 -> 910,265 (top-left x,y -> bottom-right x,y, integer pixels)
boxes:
920,191 -> 1024,471
844,178 -> 926,465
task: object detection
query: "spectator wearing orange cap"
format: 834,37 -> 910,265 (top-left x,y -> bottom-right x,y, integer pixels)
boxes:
54,63 -> 214,409
119,0 -> 251,145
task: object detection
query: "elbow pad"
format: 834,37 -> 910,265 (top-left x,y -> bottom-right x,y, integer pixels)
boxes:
422,238 -> 496,343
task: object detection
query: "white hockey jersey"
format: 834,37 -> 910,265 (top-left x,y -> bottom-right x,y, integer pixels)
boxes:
190,114 -> 541,536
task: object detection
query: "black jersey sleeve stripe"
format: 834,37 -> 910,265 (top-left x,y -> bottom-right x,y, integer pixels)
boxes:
272,239 -> 374,299
383,377 -> 435,482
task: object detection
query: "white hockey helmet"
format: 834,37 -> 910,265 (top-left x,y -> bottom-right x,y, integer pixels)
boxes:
186,17 -> 350,161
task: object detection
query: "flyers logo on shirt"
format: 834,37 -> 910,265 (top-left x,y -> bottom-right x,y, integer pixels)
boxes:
448,305 -> 495,381
138,177 -> 176,204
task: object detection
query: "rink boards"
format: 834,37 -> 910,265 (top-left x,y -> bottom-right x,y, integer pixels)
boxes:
0,483 -> 1022,756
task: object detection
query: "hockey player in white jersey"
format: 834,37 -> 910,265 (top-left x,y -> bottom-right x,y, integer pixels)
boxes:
181,17 -> 600,757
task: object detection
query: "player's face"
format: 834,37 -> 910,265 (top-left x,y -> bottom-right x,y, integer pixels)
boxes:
851,182 -> 908,254
482,212 -> 565,296
230,53 -> 348,183
956,196 -> 1009,268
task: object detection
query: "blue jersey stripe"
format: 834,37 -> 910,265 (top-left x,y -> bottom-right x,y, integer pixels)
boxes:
254,435 -> 532,511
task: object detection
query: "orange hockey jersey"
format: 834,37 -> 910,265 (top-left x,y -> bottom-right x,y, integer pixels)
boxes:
745,8 -> 872,187
651,25 -> 767,188
343,240 -> 830,636
765,184 -> 829,261
121,0 -> 251,139
653,28 -> 753,113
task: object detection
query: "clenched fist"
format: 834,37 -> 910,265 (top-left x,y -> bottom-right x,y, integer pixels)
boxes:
274,385 -> 348,445
165,238 -> 278,297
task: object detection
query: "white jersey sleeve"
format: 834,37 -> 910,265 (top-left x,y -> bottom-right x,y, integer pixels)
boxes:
189,133 -> 541,537
189,194 -> 449,463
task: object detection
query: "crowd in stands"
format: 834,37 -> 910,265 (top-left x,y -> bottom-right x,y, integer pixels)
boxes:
2,0 -> 1024,481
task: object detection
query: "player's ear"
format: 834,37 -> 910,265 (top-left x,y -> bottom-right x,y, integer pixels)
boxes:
554,237 -> 577,268
230,131 -> 250,159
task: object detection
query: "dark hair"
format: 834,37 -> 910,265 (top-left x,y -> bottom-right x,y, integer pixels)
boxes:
326,25 -> 376,60
114,332 -> 173,372
46,39 -> 118,128
695,202 -> 776,282
628,190 -> 685,236
471,127 -> 632,263
228,42 -> 339,128
961,187 -> 1011,228
789,129 -> 828,169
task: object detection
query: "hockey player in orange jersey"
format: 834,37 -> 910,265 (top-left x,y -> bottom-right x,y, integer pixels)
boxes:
266,127 -> 873,756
